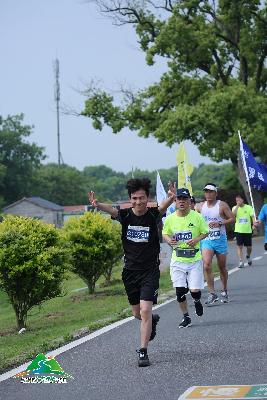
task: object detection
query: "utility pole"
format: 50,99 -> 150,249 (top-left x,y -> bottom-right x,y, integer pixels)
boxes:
53,59 -> 63,165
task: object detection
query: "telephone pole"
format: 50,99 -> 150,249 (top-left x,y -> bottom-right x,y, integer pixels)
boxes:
53,59 -> 63,165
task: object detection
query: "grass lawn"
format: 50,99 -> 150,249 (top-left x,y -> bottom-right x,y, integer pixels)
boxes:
0,262 -> 220,373
0,266 -> 173,373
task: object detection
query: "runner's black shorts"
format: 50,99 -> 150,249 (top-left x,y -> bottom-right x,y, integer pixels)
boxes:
235,232 -> 252,247
122,267 -> 160,306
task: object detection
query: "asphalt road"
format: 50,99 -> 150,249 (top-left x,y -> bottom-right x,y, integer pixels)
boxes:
1,238 -> 267,400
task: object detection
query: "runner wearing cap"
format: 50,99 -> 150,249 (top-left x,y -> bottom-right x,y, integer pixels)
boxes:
162,188 -> 209,328
232,194 -> 256,268
195,183 -> 235,305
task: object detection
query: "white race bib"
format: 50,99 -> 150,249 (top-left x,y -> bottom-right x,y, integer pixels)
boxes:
173,230 -> 193,242
209,228 -> 221,240
127,225 -> 150,242
239,218 -> 248,224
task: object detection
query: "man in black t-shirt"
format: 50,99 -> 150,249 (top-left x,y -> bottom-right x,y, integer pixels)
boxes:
88,178 -> 175,367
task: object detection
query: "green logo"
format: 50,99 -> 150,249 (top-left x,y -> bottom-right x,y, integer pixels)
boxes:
14,353 -> 73,383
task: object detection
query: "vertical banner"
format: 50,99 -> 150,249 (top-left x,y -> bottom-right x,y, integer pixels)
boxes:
176,142 -> 194,194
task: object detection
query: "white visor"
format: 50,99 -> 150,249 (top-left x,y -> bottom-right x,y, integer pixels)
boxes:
203,184 -> 217,192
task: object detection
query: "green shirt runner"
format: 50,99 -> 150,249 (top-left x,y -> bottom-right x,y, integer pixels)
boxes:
162,210 -> 209,263
232,204 -> 254,234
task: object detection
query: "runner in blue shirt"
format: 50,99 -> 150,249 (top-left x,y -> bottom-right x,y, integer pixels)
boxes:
256,203 -> 267,251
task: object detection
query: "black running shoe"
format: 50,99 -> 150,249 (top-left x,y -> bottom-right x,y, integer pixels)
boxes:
179,316 -> 191,328
149,314 -> 160,341
194,300 -> 203,316
246,255 -> 252,266
137,349 -> 150,367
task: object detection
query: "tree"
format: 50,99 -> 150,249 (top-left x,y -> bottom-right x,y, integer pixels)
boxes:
191,163 -> 242,195
33,163 -> 89,205
0,164 -> 6,208
0,114 -> 45,206
83,0 -> 267,212
63,212 -> 123,294
0,215 -> 70,329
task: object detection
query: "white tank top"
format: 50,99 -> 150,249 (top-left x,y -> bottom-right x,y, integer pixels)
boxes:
201,200 -> 226,240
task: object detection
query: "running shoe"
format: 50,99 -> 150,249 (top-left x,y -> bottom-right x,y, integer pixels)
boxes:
194,300 -> 204,316
205,293 -> 219,305
246,255 -> 252,266
239,261 -> 245,268
149,314 -> 160,341
179,316 -> 192,328
137,349 -> 150,367
221,290 -> 229,303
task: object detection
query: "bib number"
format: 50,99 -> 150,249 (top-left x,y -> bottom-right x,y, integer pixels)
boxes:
209,228 -> 221,240
239,218 -> 248,224
127,225 -> 150,242
173,231 -> 192,242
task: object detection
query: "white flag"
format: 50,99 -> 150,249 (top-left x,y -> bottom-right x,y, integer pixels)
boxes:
156,171 -> 167,204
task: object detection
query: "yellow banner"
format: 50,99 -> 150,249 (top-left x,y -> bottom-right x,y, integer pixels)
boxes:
176,142 -> 194,195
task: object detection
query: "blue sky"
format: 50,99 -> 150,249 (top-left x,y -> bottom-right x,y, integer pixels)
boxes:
0,0 -> 215,173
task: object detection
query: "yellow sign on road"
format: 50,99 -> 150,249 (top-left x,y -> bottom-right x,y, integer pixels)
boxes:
178,385 -> 267,400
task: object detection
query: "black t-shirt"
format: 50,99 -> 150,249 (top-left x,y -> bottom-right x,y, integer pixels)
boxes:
116,207 -> 161,270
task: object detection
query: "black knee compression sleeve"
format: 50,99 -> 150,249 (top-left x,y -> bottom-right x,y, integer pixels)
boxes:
190,291 -> 201,301
176,287 -> 189,303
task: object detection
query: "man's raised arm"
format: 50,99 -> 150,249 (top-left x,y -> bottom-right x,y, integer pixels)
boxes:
88,191 -> 119,219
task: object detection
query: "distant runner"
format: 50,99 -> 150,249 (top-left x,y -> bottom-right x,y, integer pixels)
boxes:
195,183 -> 235,305
232,194 -> 255,268
162,188 -> 209,328
190,196 -> 196,210
88,178 -> 175,367
255,202 -> 267,252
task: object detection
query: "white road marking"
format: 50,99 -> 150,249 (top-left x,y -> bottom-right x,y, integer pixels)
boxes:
0,255 -> 263,383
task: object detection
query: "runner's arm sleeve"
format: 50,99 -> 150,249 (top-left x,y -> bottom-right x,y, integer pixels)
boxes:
162,217 -> 172,236
258,206 -> 265,222
111,208 -> 126,223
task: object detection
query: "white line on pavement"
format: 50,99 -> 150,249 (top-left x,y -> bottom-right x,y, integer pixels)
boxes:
0,256 -> 263,383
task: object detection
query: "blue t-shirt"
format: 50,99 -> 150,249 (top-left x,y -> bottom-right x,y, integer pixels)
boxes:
258,204 -> 267,241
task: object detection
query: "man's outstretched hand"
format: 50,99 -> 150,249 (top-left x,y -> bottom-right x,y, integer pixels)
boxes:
88,191 -> 98,207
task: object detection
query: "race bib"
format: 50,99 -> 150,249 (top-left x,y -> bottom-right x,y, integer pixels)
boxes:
173,231 -> 192,242
127,225 -> 150,242
209,228 -> 221,240
239,218 -> 248,224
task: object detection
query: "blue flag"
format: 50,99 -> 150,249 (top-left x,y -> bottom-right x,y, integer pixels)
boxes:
241,139 -> 267,192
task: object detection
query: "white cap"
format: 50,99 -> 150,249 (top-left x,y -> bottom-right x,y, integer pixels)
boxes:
203,184 -> 217,192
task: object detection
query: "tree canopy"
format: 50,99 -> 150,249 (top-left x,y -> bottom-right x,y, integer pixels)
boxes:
83,1 -> 267,165
0,115 -> 45,205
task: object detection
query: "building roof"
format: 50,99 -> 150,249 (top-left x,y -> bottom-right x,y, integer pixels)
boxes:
63,205 -> 87,213
3,197 -> 63,211
115,200 -> 158,209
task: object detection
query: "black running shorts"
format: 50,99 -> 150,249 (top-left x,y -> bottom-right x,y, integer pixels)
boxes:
122,267 -> 160,306
236,232 -> 252,247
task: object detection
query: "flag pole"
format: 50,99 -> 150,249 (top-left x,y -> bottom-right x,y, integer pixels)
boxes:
238,130 -> 257,219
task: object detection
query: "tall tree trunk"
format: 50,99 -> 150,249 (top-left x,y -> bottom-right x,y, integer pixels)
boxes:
103,266 -> 113,286
87,280 -> 95,294
14,305 -> 27,330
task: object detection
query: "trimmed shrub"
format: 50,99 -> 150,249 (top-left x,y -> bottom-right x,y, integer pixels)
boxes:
63,212 -> 123,294
0,215 -> 70,329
